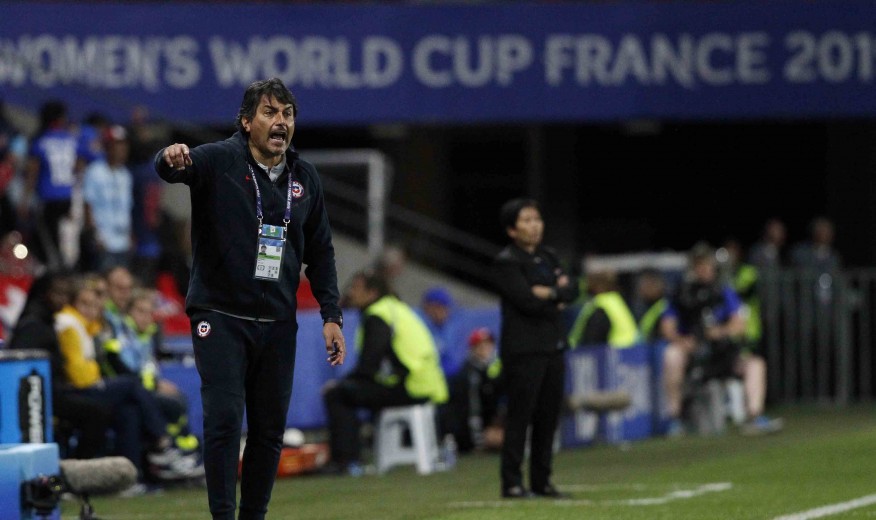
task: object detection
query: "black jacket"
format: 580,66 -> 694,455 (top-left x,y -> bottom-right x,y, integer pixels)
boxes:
154,132 -> 341,322
493,244 -> 578,359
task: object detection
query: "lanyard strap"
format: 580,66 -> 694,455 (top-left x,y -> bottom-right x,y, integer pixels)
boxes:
248,163 -> 293,229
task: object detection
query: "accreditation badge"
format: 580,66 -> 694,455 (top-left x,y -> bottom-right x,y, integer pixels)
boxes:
254,224 -> 286,281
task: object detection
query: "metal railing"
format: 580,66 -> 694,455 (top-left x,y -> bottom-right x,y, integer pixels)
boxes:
312,154 -> 502,290
760,268 -> 876,405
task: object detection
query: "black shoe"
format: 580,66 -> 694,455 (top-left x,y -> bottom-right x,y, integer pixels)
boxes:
532,483 -> 570,499
502,485 -> 533,499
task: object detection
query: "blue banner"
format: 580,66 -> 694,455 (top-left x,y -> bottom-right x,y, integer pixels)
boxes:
3,1 -> 876,124
562,344 -> 655,447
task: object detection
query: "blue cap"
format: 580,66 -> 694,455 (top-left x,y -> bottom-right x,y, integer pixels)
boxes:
422,287 -> 453,307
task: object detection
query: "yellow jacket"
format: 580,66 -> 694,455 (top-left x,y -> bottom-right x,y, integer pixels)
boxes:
55,305 -> 103,389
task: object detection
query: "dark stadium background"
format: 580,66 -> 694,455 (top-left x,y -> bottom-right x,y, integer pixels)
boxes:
186,119 -> 876,266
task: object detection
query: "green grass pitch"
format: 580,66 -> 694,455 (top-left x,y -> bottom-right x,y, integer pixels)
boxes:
63,405 -> 876,519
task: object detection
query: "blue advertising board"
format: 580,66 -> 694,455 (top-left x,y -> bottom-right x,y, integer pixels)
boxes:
562,343 -> 655,447
3,1 -> 876,124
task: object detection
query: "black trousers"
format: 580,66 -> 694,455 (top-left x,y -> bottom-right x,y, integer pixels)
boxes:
191,310 -> 298,520
500,351 -> 565,493
323,378 -> 422,465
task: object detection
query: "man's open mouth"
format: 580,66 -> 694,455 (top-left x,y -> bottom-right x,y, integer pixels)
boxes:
270,130 -> 287,145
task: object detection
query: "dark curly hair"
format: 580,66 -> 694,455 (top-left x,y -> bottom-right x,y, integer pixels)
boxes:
235,78 -> 298,135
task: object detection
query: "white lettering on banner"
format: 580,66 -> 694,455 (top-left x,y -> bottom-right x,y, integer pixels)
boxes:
616,363 -> 651,421
166,37 -> 201,89
209,36 -> 403,89
412,34 -> 534,88
544,32 -> 771,88
0,35 -> 200,90
27,375 -> 44,443
4,29 -> 876,95
784,30 -> 876,83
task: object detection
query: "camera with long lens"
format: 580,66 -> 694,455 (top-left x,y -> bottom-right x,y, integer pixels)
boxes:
676,280 -> 740,381
20,474 -> 64,518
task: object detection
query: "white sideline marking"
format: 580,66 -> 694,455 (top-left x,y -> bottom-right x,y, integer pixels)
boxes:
605,482 -> 733,506
772,494 -> 876,520
449,482 -> 732,509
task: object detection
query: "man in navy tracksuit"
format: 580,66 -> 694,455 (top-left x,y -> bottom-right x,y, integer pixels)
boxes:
155,78 -> 346,520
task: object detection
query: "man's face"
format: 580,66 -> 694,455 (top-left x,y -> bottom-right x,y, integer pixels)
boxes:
507,206 -> 544,249
423,302 -> 450,326
75,289 -> 102,323
638,277 -> 664,302
129,298 -> 154,333
242,95 -> 295,162
471,339 -> 496,364
692,259 -> 717,284
107,269 -> 134,310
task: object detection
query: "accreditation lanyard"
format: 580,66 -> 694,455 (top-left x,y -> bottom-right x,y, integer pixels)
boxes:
249,163 -> 293,281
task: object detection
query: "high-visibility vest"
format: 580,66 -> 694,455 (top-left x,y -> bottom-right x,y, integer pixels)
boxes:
733,263 -> 762,344
358,295 -> 449,404
568,291 -> 638,348
638,298 -> 669,342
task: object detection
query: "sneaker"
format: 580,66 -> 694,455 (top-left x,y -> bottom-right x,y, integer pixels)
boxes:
316,460 -> 364,477
665,419 -> 685,438
118,483 -> 148,498
740,415 -> 784,436
502,485 -> 534,499
148,447 -> 206,480
532,483 -> 570,499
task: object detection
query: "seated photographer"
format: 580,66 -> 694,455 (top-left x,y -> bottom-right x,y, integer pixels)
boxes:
660,243 -> 782,437
321,269 -> 448,475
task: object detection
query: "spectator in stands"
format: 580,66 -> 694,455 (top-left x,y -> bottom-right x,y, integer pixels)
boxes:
82,125 -> 134,271
418,286 -> 466,377
127,105 -> 168,286
101,287 -> 200,455
21,100 -> 86,269
791,216 -> 842,277
749,218 -> 787,271
54,277 -> 203,487
104,265 -> 135,334
790,216 -> 842,398
322,269 -> 448,475
493,198 -> 578,499
721,239 -> 762,352
75,112 -> 110,166
445,327 -> 505,454
719,238 -> 783,435
634,268 -> 669,343
376,244 -> 408,282
155,77 -> 346,519
8,271 -> 112,459
0,99 -> 20,236
568,269 -> 638,348
661,243 -> 782,437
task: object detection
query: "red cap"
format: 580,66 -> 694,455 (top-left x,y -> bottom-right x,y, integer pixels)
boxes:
102,125 -> 128,144
468,327 -> 494,348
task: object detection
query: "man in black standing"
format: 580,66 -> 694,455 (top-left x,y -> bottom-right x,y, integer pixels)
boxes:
155,78 -> 346,520
493,198 -> 578,499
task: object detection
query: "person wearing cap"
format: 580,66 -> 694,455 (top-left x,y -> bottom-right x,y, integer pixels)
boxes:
444,327 -> 505,454
418,286 -> 465,378
82,124 -> 134,271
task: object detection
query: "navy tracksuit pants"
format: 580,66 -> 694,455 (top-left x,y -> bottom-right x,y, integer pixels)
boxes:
191,309 -> 298,520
